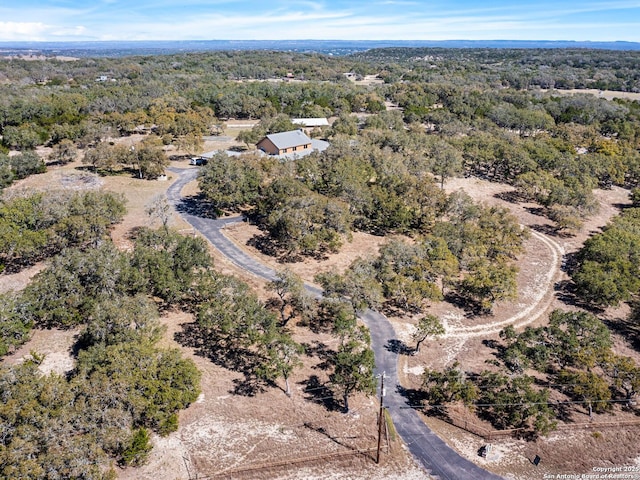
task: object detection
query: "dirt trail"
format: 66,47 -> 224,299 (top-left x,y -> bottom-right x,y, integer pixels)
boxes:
444,229 -> 564,338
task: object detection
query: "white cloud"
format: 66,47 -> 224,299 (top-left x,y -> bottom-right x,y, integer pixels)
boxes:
0,22 -> 49,41
51,26 -> 88,38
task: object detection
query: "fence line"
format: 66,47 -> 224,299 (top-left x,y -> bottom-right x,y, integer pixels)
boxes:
440,413 -> 640,441
555,419 -> 640,431
194,447 -> 378,479
441,413 -> 523,440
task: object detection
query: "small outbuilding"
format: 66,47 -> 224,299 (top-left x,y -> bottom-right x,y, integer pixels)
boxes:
257,130 -> 313,156
292,118 -> 330,135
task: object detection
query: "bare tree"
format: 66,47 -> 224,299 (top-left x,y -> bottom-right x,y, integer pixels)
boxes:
146,194 -> 172,231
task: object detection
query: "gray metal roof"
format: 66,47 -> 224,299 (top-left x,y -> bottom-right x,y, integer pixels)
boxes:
264,130 -> 312,150
274,139 -> 330,159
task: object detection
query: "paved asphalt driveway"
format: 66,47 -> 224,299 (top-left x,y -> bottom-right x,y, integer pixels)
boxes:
167,167 -> 504,480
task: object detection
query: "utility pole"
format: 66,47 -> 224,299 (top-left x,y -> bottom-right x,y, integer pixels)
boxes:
376,372 -> 386,464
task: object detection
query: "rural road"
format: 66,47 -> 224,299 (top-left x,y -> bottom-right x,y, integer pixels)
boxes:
167,167 -> 504,480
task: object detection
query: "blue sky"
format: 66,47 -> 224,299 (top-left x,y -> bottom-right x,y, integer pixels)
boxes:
1,0 -> 639,42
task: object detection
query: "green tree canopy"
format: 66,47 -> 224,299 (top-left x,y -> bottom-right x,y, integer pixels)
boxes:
412,314 -> 445,353
572,208 -> 640,307
330,326 -> 376,413
74,338 -> 201,434
131,227 -> 212,304
198,152 -> 262,214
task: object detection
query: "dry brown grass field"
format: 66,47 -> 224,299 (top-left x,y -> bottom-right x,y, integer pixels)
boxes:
2,132 -> 640,480
540,88 -> 640,101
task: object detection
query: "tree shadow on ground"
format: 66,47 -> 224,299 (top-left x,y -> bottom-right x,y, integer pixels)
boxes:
601,316 -> 640,352
168,154 -> 193,162
385,339 -> 414,356
301,341 -> 334,371
118,166 -> 156,180
379,302 -> 422,318
525,206 -> 547,217
247,233 -> 305,263
493,191 -> 521,204
395,384 -> 428,409
228,145 -> 248,153
530,223 -> 575,239
302,422 -> 364,454
554,279 -> 577,306
443,291 -> 489,317
174,321 -> 267,396
552,402 -> 573,423
0,257 -> 41,275
175,193 -> 220,219
559,251 -> 579,273
529,377 -> 574,423
305,314 -> 334,334
247,232 -> 330,263
300,374 -> 342,412
554,279 -> 606,314
481,338 -> 508,367
73,165 -> 126,177
613,202 -> 634,211
231,374 -> 269,397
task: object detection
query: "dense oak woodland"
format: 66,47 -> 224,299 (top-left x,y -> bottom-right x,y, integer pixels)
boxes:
1,47 -> 640,473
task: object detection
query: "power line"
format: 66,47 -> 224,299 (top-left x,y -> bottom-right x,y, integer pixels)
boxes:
402,397 -> 634,409
423,378 -> 633,390
301,379 -> 362,393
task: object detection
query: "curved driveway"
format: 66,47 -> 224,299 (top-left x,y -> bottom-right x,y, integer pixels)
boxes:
167,167 -> 503,480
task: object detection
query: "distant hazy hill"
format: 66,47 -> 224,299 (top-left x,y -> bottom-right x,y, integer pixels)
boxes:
1,39 -> 640,58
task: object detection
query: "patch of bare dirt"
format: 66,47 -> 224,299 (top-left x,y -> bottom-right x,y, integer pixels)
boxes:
3,327 -> 78,376
355,75 -> 385,86
0,263 -> 45,294
539,88 -> 640,101
104,173 -> 176,250
119,310 -> 426,480
57,170 -> 103,190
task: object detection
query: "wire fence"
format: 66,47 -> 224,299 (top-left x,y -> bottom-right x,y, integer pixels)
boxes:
189,447 -> 379,479
440,413 -> 640,441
